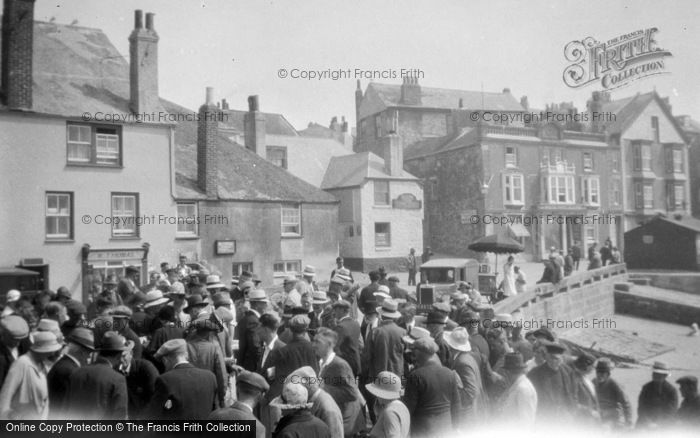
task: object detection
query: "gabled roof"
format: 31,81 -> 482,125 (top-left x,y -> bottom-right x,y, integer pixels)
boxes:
321,151 -> 418,190
359,82 -> 524,119
218,109 -> 298,137
642,215 -> 700,234
0,20 -> 167,119
601,91 -> 687,141
163,99 -> 337,204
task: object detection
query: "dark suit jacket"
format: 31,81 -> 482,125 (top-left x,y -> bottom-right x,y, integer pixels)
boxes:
451,350 -> 485,421
365,320 -> 406,379
47,355 -> 80,418
209,401 -> 265,438
273,409 -> 331,438
527,363 -> 578,420
319,355 -> 363,436
238,310 -> 261,371
333,317 -> 361,377
148,362 -> 217,420
67,357 -> 128,419
264,335 -> 319,400
126,358 -> 159,419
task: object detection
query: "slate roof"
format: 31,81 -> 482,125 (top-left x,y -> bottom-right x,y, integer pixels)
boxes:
164,100 -> 338,204
367,83 -> 524,111
0,20 -> 167,118
404,128 -> 479,160
321,151 -> 418,190
649,215 -> 700,234
218,109 -> 298,137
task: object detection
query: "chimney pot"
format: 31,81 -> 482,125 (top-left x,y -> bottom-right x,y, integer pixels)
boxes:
206,87 -> 215,106
145,12 -> 155,31
134,10 -> 143,28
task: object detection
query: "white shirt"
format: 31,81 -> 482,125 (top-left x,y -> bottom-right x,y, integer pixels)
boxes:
261,335 -> 278,370
319,352 -> 336,375
249,308 -> 261,319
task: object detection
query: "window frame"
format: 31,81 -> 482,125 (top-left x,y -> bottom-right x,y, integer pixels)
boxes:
45,191 -> 74,240
374,180 -> 390,206
281,204 -> 302,237
641,144 -> 652,171
374,222 -> 391,248
582,176 -> 600,206
176,202 -> 198,237
273,260 -> 301,278
546,175 -> 575,204
503,173 -> 524,205
673,149 -> 684,173
673,183 -> 685,210
110,192 -> 139,238
505,146 -> 518,168
232,262 -> 254,277
374,114 -> 383,138
66,123 -> 123,167
651,116 -> 660,143
643,183 -> 653,209
266,146 -> 288,169
582,152 -> 593,172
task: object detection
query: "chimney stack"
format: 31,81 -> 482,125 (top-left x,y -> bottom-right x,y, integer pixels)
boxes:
1,0 -> 36,109
520,96 -> 529,111
354,80 -> 363,152
400,75 -> 421,105
244,95 -> 266,156
588,91 -> 605,133
197,87 -> 220,199
129,10 -> 159,115
383,132 -> 403,177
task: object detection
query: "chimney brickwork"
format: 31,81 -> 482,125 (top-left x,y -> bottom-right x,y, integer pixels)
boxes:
1,0 -> 36,109
197,87 -> 220,199
129,10 -> 159,115
244,95 -> 266,156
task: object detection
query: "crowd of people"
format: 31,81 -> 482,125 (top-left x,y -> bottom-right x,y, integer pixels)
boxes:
536,239 -> 623,286
0,253 -> 698,437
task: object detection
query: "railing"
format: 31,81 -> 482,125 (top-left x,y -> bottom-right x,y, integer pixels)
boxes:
494,263 -> 628,315
481,124 -> 538,138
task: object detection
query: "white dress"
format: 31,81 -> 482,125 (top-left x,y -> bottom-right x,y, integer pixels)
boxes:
502,262 -> 517,296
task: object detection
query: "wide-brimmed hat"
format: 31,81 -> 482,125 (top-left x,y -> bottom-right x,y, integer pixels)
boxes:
302,266 -> 316,277
98,331 -> 134,352
248,289 -> 269,302
270,382 -> 312,410
312,291 -> 329,305
67,327 -> 95,351
377,299 -> 401,319
652,361 -> 671,375
144,290 -> 170,308
374,285 -> 391,300
402,326 -> 431,345
443,327 -> 471,352
205,275 -> 225,289
30,331 -> 63,353
503,352 -> 528,371
365,371 -> 402,400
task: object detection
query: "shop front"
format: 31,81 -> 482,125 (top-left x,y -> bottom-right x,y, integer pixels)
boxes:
80,243 -> 149,302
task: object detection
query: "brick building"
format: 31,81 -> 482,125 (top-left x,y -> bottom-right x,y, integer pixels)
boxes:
321,133 -> 423,271
674,115 -> 700,218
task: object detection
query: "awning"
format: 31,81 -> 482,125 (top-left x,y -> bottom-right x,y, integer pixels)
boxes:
508,223 -> 531,238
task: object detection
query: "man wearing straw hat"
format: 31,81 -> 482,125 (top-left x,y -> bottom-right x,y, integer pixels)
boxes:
0,331 -> 62,420
494,352 -> 537,427
66,331 -> 131,419
365,370 -> 410,438
444,327 -> 485,426
636,361 -> 679,429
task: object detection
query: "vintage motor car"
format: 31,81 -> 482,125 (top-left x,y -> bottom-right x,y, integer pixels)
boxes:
416,258 -> 480,313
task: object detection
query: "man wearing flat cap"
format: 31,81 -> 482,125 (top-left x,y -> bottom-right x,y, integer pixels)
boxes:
593,358 -> 632,429
148,338 -> 218,420
209,370 -> 268,438
186,312 -> 228,408
403,336 -> 462,437
331,300 -> 361,377
526,340 -> 579,423
676,375 -> 700,426
47,327 -> 95,419
0,315 -> 30,389
571,352 -> 600,423
67,331 -> 131,419
238,289 -> 269,372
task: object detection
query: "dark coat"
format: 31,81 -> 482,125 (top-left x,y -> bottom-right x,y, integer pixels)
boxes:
403,358 -> 461,437
209,401 -> 265,438
357,283 -> 379,313
365,320 -> 406,379
636,380 -> 678,428
333,317 -> 361,377
677,394 -> 700,426
186,334 -> 228,406
451,350 -> 485,423
527,363 -> 578,421
67,357 -> 128,419
319,355 -> 363,436
126,358 -> 159,419
264,335 -> 319,400
537,261 -> 561,284
147,362 -> 217,420
47,355 -> 80,418
238,310 -> 262,372
273,409 -> 331,438
0,340 -> 28,389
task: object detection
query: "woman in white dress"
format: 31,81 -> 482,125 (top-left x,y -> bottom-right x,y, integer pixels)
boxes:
502,255 -> 517,297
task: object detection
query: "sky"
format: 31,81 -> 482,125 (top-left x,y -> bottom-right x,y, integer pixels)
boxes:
34,0 -> 700,130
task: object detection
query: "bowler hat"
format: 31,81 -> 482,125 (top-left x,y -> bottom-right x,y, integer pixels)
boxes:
1,315 -> 29,339
30,331 -> 63,353
503,352 -> 528,371
99,331 -> 133,352
365,371 -> 402,401
67,327 -> 95,351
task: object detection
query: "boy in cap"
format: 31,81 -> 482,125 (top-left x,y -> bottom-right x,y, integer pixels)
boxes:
148,338 -> 218,420
208,370 -> 268,438
593,358 -> 632,429
0,331 -> 63,420
66,331 -> 131,419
